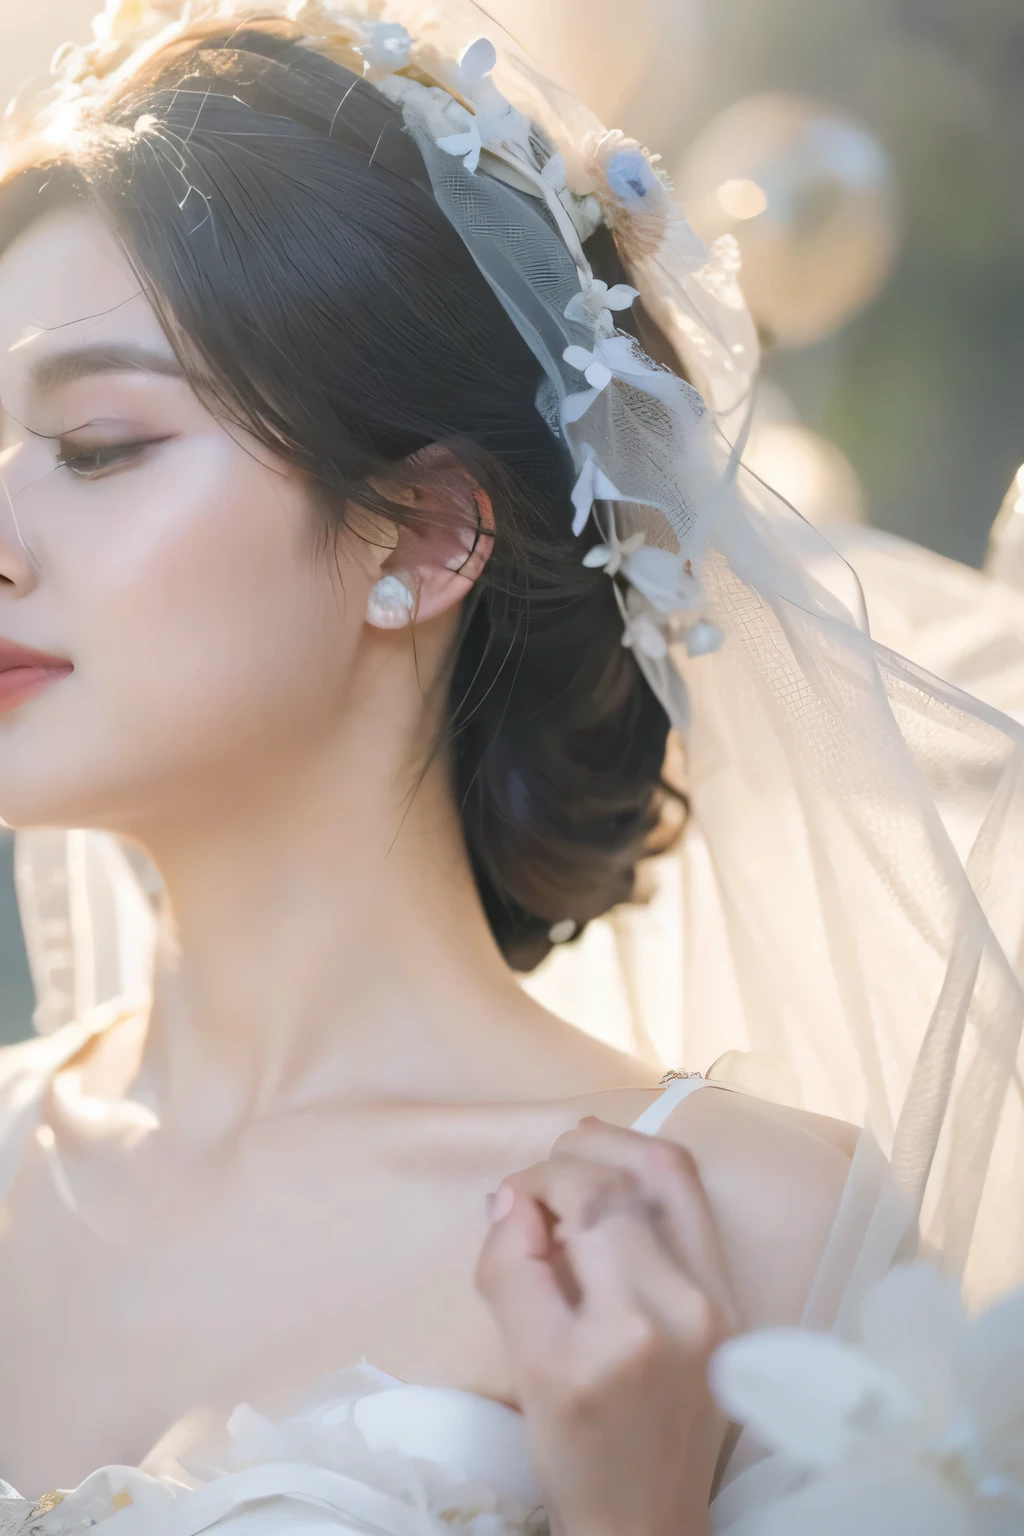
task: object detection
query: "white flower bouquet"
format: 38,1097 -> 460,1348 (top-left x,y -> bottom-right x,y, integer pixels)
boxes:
711,1264 -> 1024,1535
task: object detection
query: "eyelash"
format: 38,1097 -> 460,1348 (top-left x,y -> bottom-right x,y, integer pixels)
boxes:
55,438 -> 159,480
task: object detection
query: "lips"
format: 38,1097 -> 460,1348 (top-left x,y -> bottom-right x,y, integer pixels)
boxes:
0,640 -> 73,715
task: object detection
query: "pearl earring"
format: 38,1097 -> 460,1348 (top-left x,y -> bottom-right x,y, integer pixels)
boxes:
367,572 -> 417,630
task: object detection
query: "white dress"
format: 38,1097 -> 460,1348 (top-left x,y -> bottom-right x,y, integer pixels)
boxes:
0,1007 -> 711,1535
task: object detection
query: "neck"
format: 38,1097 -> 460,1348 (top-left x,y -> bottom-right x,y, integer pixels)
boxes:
127,693 -> 529,1138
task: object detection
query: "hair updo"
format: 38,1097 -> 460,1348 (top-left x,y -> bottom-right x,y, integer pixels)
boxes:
0,20 -> 680,969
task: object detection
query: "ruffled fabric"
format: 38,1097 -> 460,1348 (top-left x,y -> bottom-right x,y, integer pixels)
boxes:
5,1368 -> 544,1536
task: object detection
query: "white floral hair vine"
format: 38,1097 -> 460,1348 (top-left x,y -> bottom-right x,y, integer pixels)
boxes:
10,0 -> 730,718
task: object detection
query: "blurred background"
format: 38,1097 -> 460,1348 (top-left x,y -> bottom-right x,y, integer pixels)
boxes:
0,0 -> 1022,1042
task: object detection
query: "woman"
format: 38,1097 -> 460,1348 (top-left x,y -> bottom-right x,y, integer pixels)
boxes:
0,3 -> 1019,1531
0,2 -> 852,1522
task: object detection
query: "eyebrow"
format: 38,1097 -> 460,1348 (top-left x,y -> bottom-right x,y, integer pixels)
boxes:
27,343 -> 184,395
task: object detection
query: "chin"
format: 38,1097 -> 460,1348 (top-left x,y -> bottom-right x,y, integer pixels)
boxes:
0,787 -> 110,833
0,681 -> 84,818
0,683 -> 186,834
0,739 -> 139,833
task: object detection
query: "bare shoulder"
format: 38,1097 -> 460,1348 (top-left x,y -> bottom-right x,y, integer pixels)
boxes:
575,1080 -> 855,1330
660,1086 -> 854,1328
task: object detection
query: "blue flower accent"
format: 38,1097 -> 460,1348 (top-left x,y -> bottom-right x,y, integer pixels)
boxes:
604,150 -> 660,206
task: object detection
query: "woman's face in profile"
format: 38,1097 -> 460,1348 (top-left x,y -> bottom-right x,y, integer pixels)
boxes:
0,206 -> 376,833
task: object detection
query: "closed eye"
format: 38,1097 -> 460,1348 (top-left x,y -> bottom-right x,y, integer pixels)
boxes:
55,437 -> 169,480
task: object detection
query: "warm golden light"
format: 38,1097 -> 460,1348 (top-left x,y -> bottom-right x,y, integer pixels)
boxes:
715,176 -> 768,220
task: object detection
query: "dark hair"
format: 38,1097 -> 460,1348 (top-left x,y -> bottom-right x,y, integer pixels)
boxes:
1,21 -> 678,969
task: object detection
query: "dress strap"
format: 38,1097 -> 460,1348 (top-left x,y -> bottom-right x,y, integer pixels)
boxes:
630,1072 -> 722,1137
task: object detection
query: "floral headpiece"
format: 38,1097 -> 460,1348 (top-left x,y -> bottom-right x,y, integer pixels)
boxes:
8,0 -> 751,709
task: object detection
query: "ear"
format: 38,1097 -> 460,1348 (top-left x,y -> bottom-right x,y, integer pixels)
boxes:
366,444 -> 494,627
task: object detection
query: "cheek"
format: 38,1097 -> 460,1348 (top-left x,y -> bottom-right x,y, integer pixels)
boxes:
48,436 -> 368,766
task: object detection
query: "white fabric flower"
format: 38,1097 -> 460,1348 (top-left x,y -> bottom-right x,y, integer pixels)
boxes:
710,1264 -> 1024,1535
354,22 -> 411,74
431,40 -> 530,173
376,77 -> 456,143
563,344 -> 613,392
562,333 -> 659,423
448,37 -> 534,162
620,546 -> 701,615
569,450 -> 626,536
564,333 -> 651,386
621,609 -> 668,660
584,532 -> 708,635
583,531 -> 645,577
436,112 -> 484,173
457,37 -> 498,87
564,280 -> 639,328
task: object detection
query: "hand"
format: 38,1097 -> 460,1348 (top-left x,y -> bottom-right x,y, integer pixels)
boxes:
476,1118 -> 740,1536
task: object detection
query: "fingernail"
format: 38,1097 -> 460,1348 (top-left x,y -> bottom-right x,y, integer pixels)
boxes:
486,1184 -> 515,1223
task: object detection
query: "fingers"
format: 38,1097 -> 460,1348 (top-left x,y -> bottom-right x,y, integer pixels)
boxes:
485,1157 -> 727,1350
634,1138 -> 740,1333
479,1143 -> 732,1536
476,1190 -> 572,1368
566,1207 -> 727,1356
500,1155 -> 640,1235
554,1120 -> 742,1333
483,1117 -> 741,1373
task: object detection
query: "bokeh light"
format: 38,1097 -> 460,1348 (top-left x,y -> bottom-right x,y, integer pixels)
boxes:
679,94 -> 900,348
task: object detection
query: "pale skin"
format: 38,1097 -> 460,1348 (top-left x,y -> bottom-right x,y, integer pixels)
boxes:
0,207 -> 854,1516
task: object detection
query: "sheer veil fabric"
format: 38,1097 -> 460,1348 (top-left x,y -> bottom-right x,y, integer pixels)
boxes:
7,1 -> 1024,1513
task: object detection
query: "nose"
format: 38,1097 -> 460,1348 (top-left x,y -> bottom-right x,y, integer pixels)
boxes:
0,446 -> 40,596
